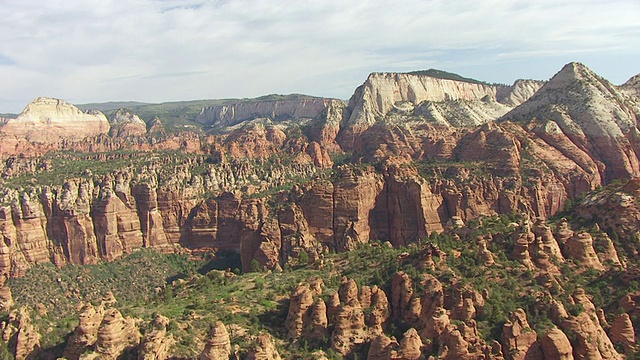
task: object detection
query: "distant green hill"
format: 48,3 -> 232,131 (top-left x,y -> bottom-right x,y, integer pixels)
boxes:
75,94 -> 325,132
76,101 -> 153,112
408,68 -> 505,86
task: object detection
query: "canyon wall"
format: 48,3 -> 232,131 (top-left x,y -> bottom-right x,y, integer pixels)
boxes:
0,62 -> 638,275
195,98 -> 338,127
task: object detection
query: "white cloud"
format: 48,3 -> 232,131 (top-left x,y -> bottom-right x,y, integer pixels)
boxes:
0,0 -> 638,112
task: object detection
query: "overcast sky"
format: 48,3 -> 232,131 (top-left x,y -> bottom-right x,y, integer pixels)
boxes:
1,0 -> 639,113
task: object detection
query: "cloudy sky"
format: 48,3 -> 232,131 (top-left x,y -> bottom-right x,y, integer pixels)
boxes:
0,0 -> 638,113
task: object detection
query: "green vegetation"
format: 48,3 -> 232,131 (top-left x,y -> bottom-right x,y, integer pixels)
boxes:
7,248 -> 206,351
407,69 -> 507,87
2,180 -> 640,358
76,94 -> 325,133
413,158 -> 492,185
0,149 -> 204,189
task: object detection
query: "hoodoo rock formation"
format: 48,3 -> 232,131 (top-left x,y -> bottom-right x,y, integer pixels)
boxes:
246,333 -> 282,360
199,321 -> 232,360
138,314 -> 174,360
93,308 -> 142,358
0,61 -> 639,359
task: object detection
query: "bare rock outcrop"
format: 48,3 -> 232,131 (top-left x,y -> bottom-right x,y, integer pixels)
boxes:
396,328 -> 423,360
367,328 -> 423,360
108,108 -> 147,137
503,62 -> 640,182
391,272 -> 414,322
563,232 -> 605,270
92,186 -> 145,261
533,220 -> 564,261
539,327 -> 573,360
64,303 -> 105,360
305,298 -> 329,340
330,303 -> 367,355
199,321 -> 231,360
6,308 -> 40,360
246,333 -> 282,360
559,289 -> 622,360
555,218 -> 574,245
93,308 -> 142,359
501,309 -> 541,360
592,231 -> 622,267
332,166 -> 384,251
285,283 -> 315,339
560,312 -> 622,360
439,324 -> 472,360
331,279 -> 368,356
196,97 -> 334,128
422,307 -> 450,340
366,286 -> 390,336
138,314 -> 174,360
0,273 -> 12,312
368,334 -> 397,360
608,313 -> 636,354
344,72 -> 533,132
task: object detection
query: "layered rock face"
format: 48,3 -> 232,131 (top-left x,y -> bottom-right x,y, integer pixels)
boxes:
93,308 -> 142,358
246,333 -> 282,360
199,321 -> 232,360
108,108 -> 147,137
63,304 -> 105,360
0,97 -> 110,144
0,63 -> 637,276
574,178 -> 640,241
138,314 -> 174,360
0,160 -> 629,277
2,61 -> 640,360
559,289 -> 622,360
0,98 -> 207,157
502,62 -> 640,182
196,97 -> 338,127
501,309 -> 541,360
340,72 -> 544,146
1,308 -> 40,360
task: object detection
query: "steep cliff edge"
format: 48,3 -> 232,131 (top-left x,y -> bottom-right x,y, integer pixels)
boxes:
0,62 -> 637,275
502,62 -> 640,181
195,97 -> 341,129
339,72 -> 543,146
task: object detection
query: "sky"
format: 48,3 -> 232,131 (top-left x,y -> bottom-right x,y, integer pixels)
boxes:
0,0 -> 639,114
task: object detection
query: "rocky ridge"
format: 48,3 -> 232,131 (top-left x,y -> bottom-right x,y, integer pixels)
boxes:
0,62 -> 637,278
0,62 -> 638,359
196,97 -> 339,128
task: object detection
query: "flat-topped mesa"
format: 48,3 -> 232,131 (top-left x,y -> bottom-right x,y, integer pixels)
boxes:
0,97 -> 110,142
195,96 -> 341,128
